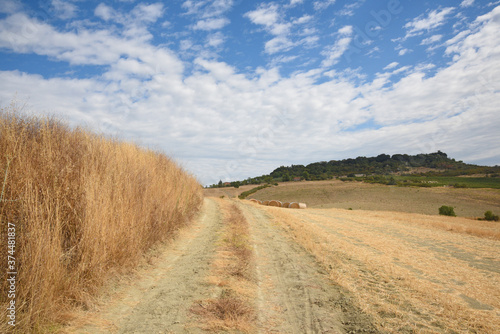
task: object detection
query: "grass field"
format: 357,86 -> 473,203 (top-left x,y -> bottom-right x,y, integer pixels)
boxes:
248,180 -> 500,218
395,175 -> 500,189
260,204 -> 500,333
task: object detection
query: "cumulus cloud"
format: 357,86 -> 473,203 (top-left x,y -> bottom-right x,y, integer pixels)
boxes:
384,62 -> 399,70
421,34 -> 443,45
404,7 -> 455,39
0,5 -> 499,185
321,25 -> 353,67
0,0 -> 22,14
313,0 -> 336,11
193,17 -> 229,30
245,3 -> 315,55
51,0 -> 78,19
461,0 -> 475,8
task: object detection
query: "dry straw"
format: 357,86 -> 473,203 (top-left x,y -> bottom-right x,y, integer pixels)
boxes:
289,202 -> 307,209
268,200 -> 282,207
0,104 -> 203,332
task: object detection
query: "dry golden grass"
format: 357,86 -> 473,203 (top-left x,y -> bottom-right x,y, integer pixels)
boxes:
262,206 -> 500,333
0,104 -> 203,333
192,200 -> 255,332
252,180 -> 500,217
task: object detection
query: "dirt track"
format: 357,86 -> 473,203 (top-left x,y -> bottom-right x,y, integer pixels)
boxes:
237,201 -> 378,334
66,198 -> 223,333
65,198 -> 379,333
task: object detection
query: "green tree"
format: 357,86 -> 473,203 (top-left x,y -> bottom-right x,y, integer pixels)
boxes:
484,211 -> 499,221
282,172 -> 291,182
439,205 -> 456,217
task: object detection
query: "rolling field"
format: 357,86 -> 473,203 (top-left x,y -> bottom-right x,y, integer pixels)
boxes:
249,180 -> 500,218
258,203 -> 500,333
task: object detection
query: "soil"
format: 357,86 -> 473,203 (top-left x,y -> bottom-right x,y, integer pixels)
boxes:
64,197 -> 380,333
64,198 -> 223,333
237,201 -> 379,334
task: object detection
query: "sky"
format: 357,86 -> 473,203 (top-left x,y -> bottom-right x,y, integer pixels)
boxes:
0,0 -> 499,185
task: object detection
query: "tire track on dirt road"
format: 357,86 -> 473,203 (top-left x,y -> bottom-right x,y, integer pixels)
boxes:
66,198 -> 222,334
238,201 -> 379,334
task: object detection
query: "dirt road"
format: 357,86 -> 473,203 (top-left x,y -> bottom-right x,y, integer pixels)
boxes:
237,201 -> 378,334
65,198 -> 379,333
67,198 -> 223,333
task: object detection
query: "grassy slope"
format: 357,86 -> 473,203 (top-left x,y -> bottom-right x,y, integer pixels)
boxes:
249,180 -> 500,218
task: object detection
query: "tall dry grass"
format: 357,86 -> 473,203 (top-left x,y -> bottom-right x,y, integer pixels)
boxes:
0,104 -> 203,332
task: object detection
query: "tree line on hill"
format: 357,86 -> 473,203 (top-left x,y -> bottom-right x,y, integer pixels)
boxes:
208,151 -> 500,188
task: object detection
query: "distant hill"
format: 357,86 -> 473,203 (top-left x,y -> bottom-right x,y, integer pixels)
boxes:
208,151 -> 500,188
270,151 -> 499,181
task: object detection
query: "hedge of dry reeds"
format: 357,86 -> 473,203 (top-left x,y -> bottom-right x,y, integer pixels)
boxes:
0,105 -> 203,332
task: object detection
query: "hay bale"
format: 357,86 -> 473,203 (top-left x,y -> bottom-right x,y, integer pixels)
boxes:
268,200 -> 282,207
289,202 -> 307,209
282,202 -> 290,208
262,200 -> 270,206
249,199 -> 260,204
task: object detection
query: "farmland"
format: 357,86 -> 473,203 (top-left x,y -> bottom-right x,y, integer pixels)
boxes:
249,180 -> 500,218
63,181 -> 500,333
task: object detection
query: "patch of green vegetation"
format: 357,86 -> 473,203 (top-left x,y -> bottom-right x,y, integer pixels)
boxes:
439,205 -> 456,217
238,184 -> 271,199
394,176 -> 500,189
484,211 -> 499,221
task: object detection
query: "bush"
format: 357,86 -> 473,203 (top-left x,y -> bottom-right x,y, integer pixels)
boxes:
439,205 -> 456,217
484,211 -> 499,221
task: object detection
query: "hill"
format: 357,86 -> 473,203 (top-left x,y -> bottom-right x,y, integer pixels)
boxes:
208,151 -> 500,188
269,151 -> 499,181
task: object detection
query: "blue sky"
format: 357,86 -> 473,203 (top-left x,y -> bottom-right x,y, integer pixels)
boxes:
1,0 -> 499,185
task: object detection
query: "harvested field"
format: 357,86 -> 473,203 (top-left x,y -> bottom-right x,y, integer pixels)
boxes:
258,204 -> 500,333
249,180 -> 500,217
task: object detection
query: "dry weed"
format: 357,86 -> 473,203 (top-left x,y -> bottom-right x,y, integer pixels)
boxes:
192,200 -> 255,332
0,104 -> 203,332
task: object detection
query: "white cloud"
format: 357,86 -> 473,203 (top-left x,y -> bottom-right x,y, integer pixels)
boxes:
313,0 -> 336,11
461,0 -> 475,8
0,0 -> 22,14
206,32 -> 225,48
421,34 -> 443,45
51,0 -> 78,20
265,36 -> 295,54
194,17 -> 229,30
1,5 -> 500,185
245,3 -> 279,27
321,26 -> 353,67
398,48 -> 411,56
131,3 -> 164,23
95,3 -> 114,21
404,7 -> 455,38
245,3 -> 315,55
384,62 -> 399,70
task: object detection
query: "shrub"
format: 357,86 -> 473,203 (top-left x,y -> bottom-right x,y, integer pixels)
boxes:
484,211 -> 499,221
439,205 -> 456,217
